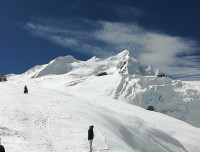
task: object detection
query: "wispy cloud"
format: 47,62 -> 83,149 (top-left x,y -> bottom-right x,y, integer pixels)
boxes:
25,20 -> 107,56
25,19 -> 199,80
94,22 -> 199,77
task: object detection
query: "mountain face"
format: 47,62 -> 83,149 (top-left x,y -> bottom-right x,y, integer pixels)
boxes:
9,50 -> 200,128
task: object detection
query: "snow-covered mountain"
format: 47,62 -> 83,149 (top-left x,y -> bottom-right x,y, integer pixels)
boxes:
23,50 -> 159,78
1,50 -> 200,152
12,50 -> 200,127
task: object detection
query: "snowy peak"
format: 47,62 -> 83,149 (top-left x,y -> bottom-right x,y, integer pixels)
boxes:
28,50 -> 160,78
116,50 -> 145,75
87,56 -> 99,61
54,55 -> 76,63
35,56 -> 77,78
110,50 -> 158,76
116,49 -> 130,58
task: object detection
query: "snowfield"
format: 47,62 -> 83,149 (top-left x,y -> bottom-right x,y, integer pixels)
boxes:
1,50 -> 200,152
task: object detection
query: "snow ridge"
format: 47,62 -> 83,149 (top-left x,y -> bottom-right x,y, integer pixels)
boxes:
33,50 -> 159,78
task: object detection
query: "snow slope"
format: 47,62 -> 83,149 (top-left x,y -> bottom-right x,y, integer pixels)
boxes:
1,50 -> 200,152
1,81 -> 200,152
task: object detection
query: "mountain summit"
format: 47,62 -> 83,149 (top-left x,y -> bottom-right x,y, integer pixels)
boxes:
26,50 -> 159,78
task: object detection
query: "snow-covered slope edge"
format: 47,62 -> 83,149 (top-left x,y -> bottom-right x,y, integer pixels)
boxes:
1,82 -> 200,152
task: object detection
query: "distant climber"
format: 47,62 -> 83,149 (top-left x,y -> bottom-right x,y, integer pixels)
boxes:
0,138 -> 5,152
24,85 -> 28,94
88,125 -> 94,151
147,106 -> 154,111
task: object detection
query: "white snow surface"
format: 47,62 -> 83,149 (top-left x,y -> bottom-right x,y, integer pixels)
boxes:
1,50 -> 200,152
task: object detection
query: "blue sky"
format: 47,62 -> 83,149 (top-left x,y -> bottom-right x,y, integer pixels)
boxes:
0,0 -> 200,80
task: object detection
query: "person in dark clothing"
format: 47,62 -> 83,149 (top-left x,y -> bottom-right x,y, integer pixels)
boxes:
0,138 -> 5,152
0,145 -> 5,152
24,85 -> 28,94
88,125 -> 94,151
